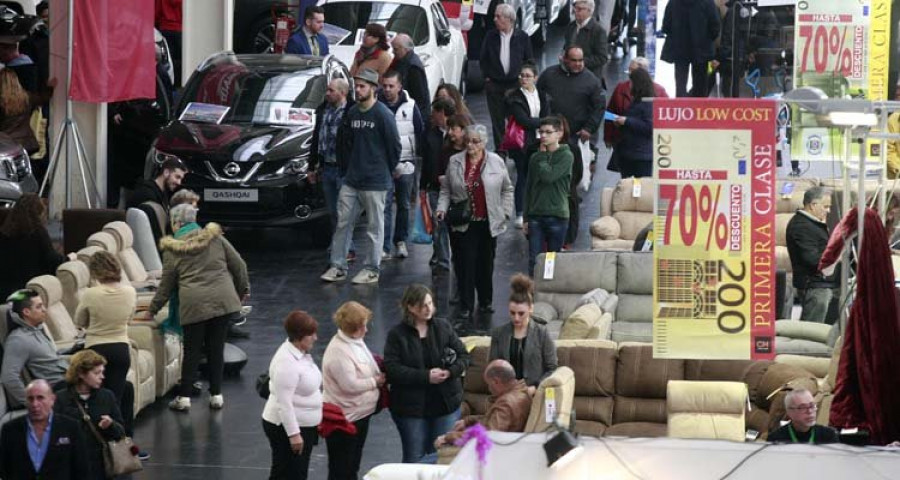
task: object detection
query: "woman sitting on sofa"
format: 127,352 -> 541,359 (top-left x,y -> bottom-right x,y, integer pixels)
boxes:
489,274 -> 557,391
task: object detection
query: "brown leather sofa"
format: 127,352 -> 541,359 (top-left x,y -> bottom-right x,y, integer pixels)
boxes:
462,340 -> 818,440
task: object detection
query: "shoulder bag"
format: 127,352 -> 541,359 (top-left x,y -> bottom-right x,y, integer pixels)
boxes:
446,198 -> 472,226
499,115 -> 526,151
75,397 -> 143,477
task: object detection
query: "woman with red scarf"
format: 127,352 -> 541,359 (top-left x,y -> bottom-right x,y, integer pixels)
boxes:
349,24 -> 393,79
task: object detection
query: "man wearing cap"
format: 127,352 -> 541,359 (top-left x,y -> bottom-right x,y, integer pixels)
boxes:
321,68 -> 401,285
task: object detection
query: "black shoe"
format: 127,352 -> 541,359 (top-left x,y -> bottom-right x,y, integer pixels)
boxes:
478,305 -> 494,314
227,325 -> 250,340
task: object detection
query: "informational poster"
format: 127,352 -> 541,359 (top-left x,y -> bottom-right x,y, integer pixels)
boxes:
653,99 -> 777,360
791,0 -> 892,162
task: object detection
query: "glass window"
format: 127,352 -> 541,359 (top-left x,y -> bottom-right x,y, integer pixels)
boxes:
322,2 -> 430,46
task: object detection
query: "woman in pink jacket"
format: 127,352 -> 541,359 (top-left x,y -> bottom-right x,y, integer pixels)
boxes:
322,301 -> 385,480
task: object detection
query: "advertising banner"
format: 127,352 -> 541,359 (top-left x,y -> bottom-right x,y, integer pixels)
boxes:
653,99 -> 777,360
791,0 -> 892,162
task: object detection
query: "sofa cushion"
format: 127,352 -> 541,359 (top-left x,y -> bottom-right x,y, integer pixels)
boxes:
577,288 -> 610,309
774,337 -> 833,357
667,381 -> 748,442
604,421 -> 668,438
532,302 -> 558,324
573,419 -> 607,438
556,340 -> 617,396
572,396 -> 614,427
591,238 -> 635,251
559,305 -> 609,340
616,253 -> 653,295
591,216 -> 621,240
534,252 -> 619,320
684,360 -> 770,406
615,294 -> 653,325
464,345 -> 491,396
613,212 -> 654,241
616,343 -> 685,399
610,322 -> 652,343
610,178 -> 656,213
613,396 -> 668,425
775,354 -> 830,378
775,320 -> 832,344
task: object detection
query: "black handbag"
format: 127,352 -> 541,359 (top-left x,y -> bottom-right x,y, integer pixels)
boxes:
446,198 -> 472,226
256,372 -> 270,399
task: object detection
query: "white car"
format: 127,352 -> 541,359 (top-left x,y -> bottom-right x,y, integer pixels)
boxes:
318,0 -> 468,99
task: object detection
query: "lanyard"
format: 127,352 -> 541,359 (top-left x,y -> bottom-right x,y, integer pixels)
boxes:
788,425 -> 815,444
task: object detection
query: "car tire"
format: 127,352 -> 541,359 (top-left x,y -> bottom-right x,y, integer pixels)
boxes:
458,60 -> 468,97
244,16 -> 276,54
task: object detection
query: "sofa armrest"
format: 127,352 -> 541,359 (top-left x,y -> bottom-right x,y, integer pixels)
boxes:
127,325 -> 155,352
775,320 -> 833,344
532,302 -> 558,325
590,216 -> 621,240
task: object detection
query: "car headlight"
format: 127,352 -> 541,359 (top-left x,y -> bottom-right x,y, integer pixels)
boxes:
0,149 -> 31,181
154,149 -> 182,165
276,158 -> 308,176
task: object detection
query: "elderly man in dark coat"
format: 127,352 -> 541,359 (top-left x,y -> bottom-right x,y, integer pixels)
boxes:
564,0 -> 608,81
660,0 -> 720,97
390,33 -> 431,118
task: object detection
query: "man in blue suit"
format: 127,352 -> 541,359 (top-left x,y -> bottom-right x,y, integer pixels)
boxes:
285,6 -> 329,56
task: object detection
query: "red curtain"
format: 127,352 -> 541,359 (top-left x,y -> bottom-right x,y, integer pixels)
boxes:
69,0 -> 155,103
820,208 -> 900,445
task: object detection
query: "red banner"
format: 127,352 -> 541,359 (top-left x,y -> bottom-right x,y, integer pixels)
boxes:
69,0 -> 156,103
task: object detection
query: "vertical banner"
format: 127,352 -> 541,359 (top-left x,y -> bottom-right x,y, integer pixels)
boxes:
791,0 -> 892,162
69,0 -> 156,103
653,99 -> 777,360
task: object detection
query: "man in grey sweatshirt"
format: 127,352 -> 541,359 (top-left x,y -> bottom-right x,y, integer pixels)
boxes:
1,289 -> 68,407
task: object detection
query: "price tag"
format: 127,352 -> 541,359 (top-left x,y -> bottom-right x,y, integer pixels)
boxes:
544,387 -> 557,423
642,229 -> 654,252
632,177 -> 642,198
543,252 -> 556,280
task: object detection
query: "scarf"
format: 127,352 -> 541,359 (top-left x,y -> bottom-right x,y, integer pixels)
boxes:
354,45 -> 383,65
161,222 -> 201,336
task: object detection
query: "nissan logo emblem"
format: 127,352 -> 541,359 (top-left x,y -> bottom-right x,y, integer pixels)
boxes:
223,162 -> 241,177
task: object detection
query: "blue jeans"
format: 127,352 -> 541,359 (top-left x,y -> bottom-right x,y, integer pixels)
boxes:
391,408 -> 460,463
528,215 -> 569,276
322,164 -> 354,253
427,190 -> 451,269
329,185 -> 386,272
383,173 -> 415,252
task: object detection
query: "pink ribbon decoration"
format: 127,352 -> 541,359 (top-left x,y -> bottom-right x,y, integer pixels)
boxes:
453,423 -> 493,466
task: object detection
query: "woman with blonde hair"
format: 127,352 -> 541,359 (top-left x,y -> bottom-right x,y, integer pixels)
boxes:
322,301 -> 383,479
54,350 -> 129,480
349,23 -> 392,78
0,69 -> 55,154
75,250 -> 136,432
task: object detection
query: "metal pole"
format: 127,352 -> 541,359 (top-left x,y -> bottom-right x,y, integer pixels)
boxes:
64,0 -> 75,208
839,126 -> 851,329
857,131 -> 866,259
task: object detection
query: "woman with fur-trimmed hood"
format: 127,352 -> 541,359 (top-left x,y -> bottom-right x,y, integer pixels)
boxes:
138,203 -> 250,412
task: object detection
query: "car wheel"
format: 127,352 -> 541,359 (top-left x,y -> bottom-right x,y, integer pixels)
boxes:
247,16 -> 276,53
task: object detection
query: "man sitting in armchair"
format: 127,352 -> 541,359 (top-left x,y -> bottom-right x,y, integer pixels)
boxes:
435,359 -> 533,448
768,388 -> 839,444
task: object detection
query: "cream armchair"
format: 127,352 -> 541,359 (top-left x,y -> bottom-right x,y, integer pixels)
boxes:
103,221 -> 162,282
590,178 -> 655,251
667,380 -> 748,442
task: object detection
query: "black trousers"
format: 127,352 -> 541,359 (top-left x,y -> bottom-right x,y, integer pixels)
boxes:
89,342 -> 135,435
262,420 -> 318,480
674,61 -> 708,98
325,415 -> 371,480
179,314 -> 232,397
485,81 -> 515,149
451,220 -> 497,312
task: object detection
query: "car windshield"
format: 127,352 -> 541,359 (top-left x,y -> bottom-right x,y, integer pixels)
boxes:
178,64 -> 327,125
322,2 -> 429,46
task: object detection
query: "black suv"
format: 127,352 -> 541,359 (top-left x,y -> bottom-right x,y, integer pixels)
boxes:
146,53 -> 351,234
0,133 -> 37,207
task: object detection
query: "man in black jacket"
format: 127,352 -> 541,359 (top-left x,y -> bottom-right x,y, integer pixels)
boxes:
660,0 -> 720,97
391,34 -> 431,118
126,157 -> 186,243
565,0 -> 609,81
537,45 -> 606,145
479,3 -> 533,149
0,380 -> 92,480
785,187 -> 839,324
767,388 -> 839,444
421,97 -> 456,271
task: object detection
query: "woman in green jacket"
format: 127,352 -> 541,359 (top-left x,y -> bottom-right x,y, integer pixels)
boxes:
523,116 -> 574,275
138,203 -> 250,412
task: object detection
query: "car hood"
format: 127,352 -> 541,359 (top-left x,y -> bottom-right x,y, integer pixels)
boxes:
155,121 -> 313,163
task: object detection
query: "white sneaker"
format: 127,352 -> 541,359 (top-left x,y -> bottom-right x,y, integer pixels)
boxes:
515,216 -> 524,229
168,396 -> 190,411
320,266 -> 347,282
351,269 -> 380,284
209,394 -> 224,409
396,241 -> 409,258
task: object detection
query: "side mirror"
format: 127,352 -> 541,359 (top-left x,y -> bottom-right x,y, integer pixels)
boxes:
437,29 -> 451,46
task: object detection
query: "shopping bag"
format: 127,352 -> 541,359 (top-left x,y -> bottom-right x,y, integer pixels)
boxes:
410,191 -> 433,244
499,115 -> 525,151
578,140 -> 593,194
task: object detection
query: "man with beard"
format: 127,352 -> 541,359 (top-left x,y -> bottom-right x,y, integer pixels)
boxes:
127,157 -> 187,243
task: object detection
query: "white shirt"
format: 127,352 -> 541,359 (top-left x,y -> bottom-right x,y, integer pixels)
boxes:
262,341 -> 323,436
499,30 -> 513,75
521,88 -> 541,138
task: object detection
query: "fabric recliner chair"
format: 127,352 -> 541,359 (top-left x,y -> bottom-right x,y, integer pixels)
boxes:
86,231 -> 155,291
667,380 -> 749,442
56,260 -> 90,318
590,177 -> 655,251
103,221 -> 162,282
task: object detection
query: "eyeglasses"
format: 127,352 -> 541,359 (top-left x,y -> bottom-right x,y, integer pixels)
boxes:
788,403 -> 818,412
519,73 -> 535,78
467,138 -> 483,145
538,129 -> 559,135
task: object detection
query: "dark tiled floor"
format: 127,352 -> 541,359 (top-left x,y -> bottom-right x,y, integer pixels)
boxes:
132,25 -> 628,479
